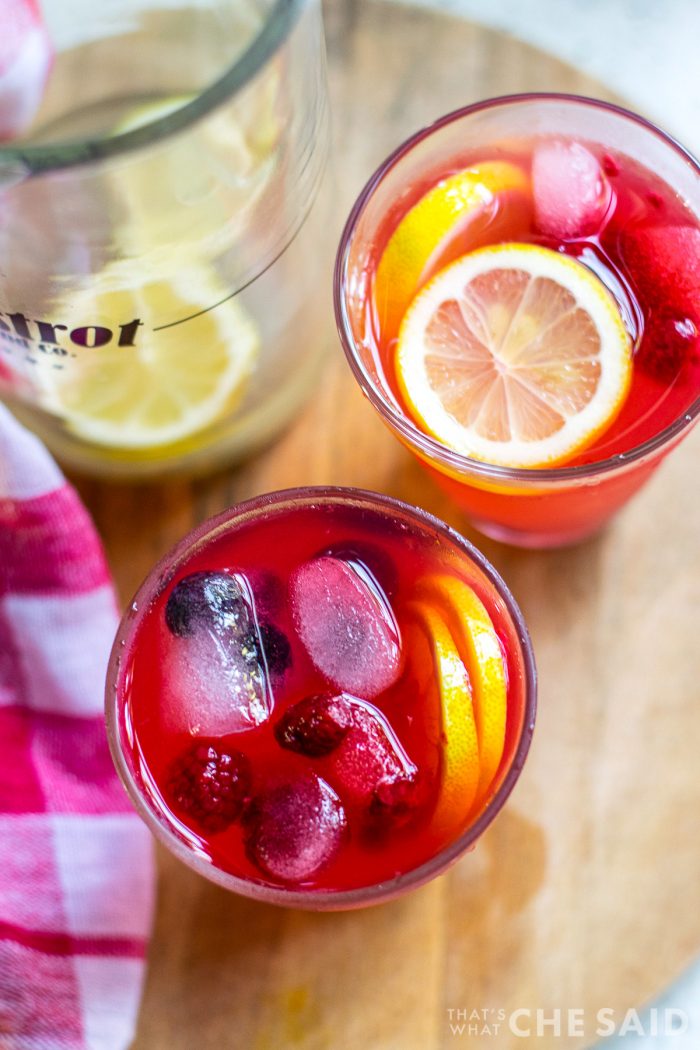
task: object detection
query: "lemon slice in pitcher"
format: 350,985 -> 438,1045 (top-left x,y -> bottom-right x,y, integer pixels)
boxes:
40,268 -> 258,449
111,82 -> 279,264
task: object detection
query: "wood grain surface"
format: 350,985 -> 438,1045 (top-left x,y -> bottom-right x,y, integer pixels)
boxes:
75,2 -> 700,1047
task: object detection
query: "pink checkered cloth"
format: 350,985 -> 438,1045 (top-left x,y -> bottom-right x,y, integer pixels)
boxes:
0,405 -> 153,1049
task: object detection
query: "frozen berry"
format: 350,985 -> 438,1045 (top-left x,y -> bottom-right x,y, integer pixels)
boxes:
245,775 -> 347,883
368,775 -> 423,829
638,312 -> 699,383
330,699 -> 419,810
621,225 -> 700,316
167,743 -> 251,833
257,621 -> 292,677
275,694 -> 353,757
277,693 -> 422,820
165,571 -> 249,638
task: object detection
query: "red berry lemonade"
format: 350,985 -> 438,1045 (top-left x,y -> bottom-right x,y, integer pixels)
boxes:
107,489 -> 536,907
336,96 -> 700,546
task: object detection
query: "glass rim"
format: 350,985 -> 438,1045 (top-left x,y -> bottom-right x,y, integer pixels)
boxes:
0,0 -> 308,176
334,92 -> 700,486
105,485 -> 538,910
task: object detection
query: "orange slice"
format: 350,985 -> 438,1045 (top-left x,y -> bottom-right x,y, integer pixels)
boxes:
374,162 -> 531,339
396,242 -> 633,467
417,575 -> 507,800
406,601 -> 480,837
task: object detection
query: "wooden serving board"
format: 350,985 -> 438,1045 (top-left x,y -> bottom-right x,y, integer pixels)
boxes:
75,2 -> 700,1047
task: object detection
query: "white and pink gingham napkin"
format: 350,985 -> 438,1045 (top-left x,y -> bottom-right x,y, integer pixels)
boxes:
0,405 -> 153,1049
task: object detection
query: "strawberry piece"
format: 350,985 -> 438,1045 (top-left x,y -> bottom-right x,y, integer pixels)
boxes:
245,775 -> 346,883
533,140 -> 611,238
167,743 -> 251,833
291,556 -> 401,699
621,225 -> 700,316
0,1 -> 53,141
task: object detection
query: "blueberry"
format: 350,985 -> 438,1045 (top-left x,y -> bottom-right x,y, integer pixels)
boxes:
165,571 -> 250,638
257,622 -> 292,677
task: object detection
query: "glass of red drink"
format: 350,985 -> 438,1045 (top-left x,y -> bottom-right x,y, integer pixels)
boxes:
106,487 -> 536,909
335,94 -> 700,547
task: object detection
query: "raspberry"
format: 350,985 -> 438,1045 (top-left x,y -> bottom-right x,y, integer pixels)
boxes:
167,743 -> 251,833
275,694 -> 353,757
621,225 -> 700,316
368,775 -> 422,829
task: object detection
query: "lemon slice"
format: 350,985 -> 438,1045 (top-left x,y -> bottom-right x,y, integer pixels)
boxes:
111,95 -> 194,134
396,242 -> 632,467
406,601 -> 480,837
375,162 -> 531,338
111,82 -> 279,267
417,575 -> 507,800
39,269 -> 258,449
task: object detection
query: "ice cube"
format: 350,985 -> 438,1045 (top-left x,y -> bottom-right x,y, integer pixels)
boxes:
165,571 -> 249,639
621,225 -> 700,315
245,775 -> 346,883
533,140 -> 611,238
291,556 -> 402,698
161,624 -> 270,735
161,571 -> 272,735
